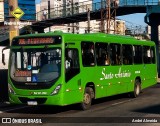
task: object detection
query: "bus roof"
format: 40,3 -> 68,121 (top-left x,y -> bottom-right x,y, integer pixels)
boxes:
14,31 -> 155,46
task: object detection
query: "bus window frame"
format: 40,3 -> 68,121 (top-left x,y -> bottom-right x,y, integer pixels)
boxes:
95,42 -> 110,66
81,41 -> 96,67
122,44 -> 133,65
133,45 -> 143,65
65,48 -> 80,82
143,45 -> 152,64
109,43 -> 122,66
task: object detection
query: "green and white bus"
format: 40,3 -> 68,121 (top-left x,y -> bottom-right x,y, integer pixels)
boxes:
2,31 -> 157,110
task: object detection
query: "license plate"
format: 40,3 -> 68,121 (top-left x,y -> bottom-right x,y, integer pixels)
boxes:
27,101 -> 38,105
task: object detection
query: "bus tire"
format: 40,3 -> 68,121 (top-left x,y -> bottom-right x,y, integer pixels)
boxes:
80,87 -> 92,110
130,79 -> 141,98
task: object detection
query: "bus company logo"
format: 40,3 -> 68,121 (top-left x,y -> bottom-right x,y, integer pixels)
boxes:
2,118 -> 11,123
27,65 -> 32,70
11,7 -> 25,19
30,92 -> 34,95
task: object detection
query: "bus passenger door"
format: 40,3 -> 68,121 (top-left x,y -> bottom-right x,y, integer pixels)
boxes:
64,47 -> 82,105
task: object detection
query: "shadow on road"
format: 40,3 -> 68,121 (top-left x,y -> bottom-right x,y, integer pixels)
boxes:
5,93 -> 131,115
132,104 -> 160,114
4,83 -> 159,115
5,104 -> 81,115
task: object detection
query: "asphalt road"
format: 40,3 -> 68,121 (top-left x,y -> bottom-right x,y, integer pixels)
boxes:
0,82 -> 160,126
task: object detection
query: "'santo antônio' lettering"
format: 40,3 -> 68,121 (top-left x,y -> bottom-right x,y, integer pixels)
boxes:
100,67 -> 131,80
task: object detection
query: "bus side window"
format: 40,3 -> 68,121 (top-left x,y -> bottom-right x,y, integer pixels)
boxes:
133,45 -> 142,64
143,46 -> 151,64
95,42 -> 110,66
65,48 -> 80,82
81,42 -> 95,66
151,46 -> 156,64
122,44 -> 133,65
110,43 -> 121,65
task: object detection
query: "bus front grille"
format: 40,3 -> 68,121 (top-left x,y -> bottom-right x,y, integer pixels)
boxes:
18,97 -> 47,104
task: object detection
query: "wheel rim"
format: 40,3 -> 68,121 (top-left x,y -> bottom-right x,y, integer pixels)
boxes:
84,93 -> 91,105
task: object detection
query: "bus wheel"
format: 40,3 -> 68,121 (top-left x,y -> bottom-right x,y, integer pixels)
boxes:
80,87 -> 92,110
131,79 -> 141,98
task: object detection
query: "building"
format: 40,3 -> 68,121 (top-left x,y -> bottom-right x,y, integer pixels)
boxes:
0,2 -> 4,22
146,25 -> 160,41
4,0 -> 36,21
37,0 -> 125,35
39,0 -> 63,19
116,20 -> 125,35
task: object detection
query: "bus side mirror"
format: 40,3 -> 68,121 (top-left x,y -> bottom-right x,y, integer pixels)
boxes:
2,53 -> 5,65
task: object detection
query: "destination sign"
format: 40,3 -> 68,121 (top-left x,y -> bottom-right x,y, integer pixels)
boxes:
15,71 -> 31,77
12,36 -> 62,46
19,37 -> 54,45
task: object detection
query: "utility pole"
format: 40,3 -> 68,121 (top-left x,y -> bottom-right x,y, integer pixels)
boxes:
100,0 -> 104,32
71,0 -> 74,33
112,0 -> 118,34
48,0 -> 51,32
8,0 -> 19,45
87,8 -> 90,33
106,0 -> 111,33
106,0 -> 118,34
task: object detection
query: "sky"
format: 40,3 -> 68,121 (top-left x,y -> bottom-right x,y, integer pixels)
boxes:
117,13 -> 147,28
36,0 -> 41,4
35,0 -> 147,28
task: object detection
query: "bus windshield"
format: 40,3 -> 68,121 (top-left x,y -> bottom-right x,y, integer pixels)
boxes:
10,48 -> 61,83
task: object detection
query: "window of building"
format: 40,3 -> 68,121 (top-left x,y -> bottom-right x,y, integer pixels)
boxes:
109,43 -> 121,65
81,42 -> 95,66
122,44 -> 133,65
95,42 -> 110,66
133,45 -> 142,64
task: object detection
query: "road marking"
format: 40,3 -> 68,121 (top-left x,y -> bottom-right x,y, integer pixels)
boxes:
111,99 -> 133,106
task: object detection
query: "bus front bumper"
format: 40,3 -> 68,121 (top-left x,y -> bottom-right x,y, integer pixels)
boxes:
9,94 -> 63,106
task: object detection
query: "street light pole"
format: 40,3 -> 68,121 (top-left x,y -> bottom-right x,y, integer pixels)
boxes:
87,8 -> 90,33
71,0 -> 74,33
8,0 -> 19,45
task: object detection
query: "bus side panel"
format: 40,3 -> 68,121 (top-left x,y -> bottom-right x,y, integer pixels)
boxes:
141,64 -> 157,89
96,66 -> 129,98
63,74 -> 83,105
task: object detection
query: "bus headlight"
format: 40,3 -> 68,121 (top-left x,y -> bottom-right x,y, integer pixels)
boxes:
8,84 -> 16,95
51,84 -> 61,95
